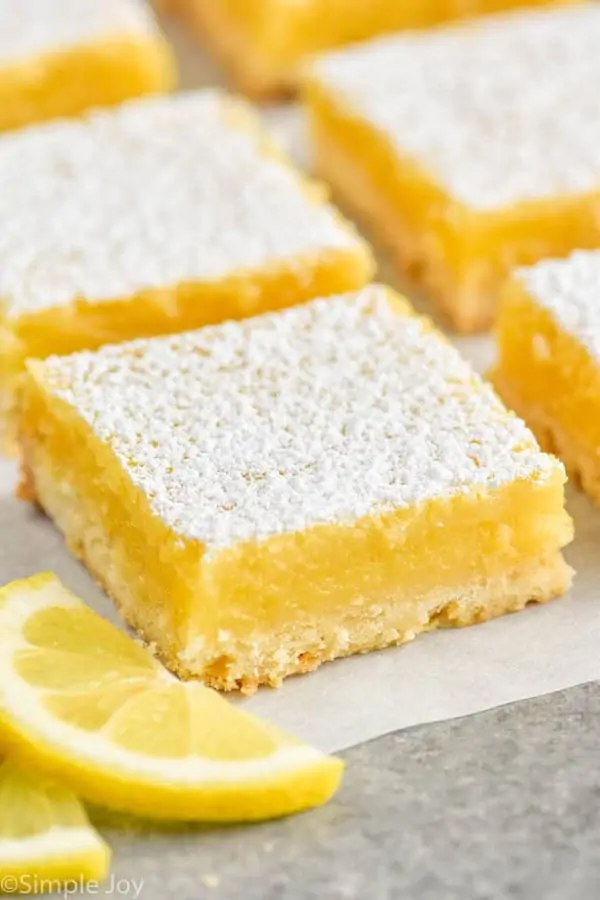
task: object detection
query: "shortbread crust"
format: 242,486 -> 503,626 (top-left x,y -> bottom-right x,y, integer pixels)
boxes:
19,286 -> 573,690
305,4 -> 600,331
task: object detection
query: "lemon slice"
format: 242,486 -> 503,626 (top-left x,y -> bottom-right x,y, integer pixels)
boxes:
0,574 -> 343,822
0,757 -> 110,889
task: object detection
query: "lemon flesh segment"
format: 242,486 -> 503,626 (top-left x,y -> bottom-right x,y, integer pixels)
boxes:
0,757 -> 110,889
0,574 -> 344,822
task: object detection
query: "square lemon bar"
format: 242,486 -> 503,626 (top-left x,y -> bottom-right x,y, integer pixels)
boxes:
494,251 -> 600,505
0,90 -> 372,450
0,0 -> 175,133
160,0 -> 573,98
19,286 -> 573,692
305,3 -> 600,333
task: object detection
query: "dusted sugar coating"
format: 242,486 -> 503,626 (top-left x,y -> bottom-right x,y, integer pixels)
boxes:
0,88 -> 371,454
516,251 -> 600,363
163,0 -> 575,97
310,4 -> 600,211
0,0 -> 175,138
42,286 -> 558,550
21,285 -> 573,690
493,250 -> 600,507
0,0 -> 159,66
0,90 -> 360,319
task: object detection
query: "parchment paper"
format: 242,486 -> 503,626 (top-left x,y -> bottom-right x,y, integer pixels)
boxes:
1,16 -> 599,755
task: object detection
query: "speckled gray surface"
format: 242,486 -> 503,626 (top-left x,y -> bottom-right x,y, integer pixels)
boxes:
47,683 -> 600,900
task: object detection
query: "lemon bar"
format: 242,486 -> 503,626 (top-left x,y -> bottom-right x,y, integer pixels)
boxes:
160,0 -> 572,98
493,251 -> 600,505
0,90 -> 372,451
0,0 -> 175,133
19,285 -> 573,692
305,3 -> 600,333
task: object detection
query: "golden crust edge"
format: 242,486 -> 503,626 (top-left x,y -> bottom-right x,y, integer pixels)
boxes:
20,450 -> 573,695
306,111 -> 497,333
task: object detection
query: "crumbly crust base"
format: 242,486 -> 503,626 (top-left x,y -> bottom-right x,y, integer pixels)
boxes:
311,125 -> 499,333
173,549 -> 572,693
20,449 -> 573,694
493,372 -> 600,505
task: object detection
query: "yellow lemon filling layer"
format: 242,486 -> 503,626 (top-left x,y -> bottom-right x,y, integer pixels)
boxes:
0,90 -> 372,452
304,5 -> 600,332
0,36 -> 175,133
0,251 -> 369,451
18,287 -> 573,691
493,251 -> 600,505
304,79 -> 600,334
164,0 -> 575,96
19,381 -> 573,692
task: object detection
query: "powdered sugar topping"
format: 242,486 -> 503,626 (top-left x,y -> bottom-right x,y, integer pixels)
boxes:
41,287 -> 558,549
310,4 -> 600,211
0,91 -> 361,319
0,0 -> 159,66
517,250 -> 600,362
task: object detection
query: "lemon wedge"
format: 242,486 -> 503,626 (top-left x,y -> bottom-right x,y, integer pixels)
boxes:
0,574 -> 343,822
0,757 -> 110,891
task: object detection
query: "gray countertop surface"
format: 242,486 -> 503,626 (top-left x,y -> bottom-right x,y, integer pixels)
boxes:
62,683 -> 600,900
